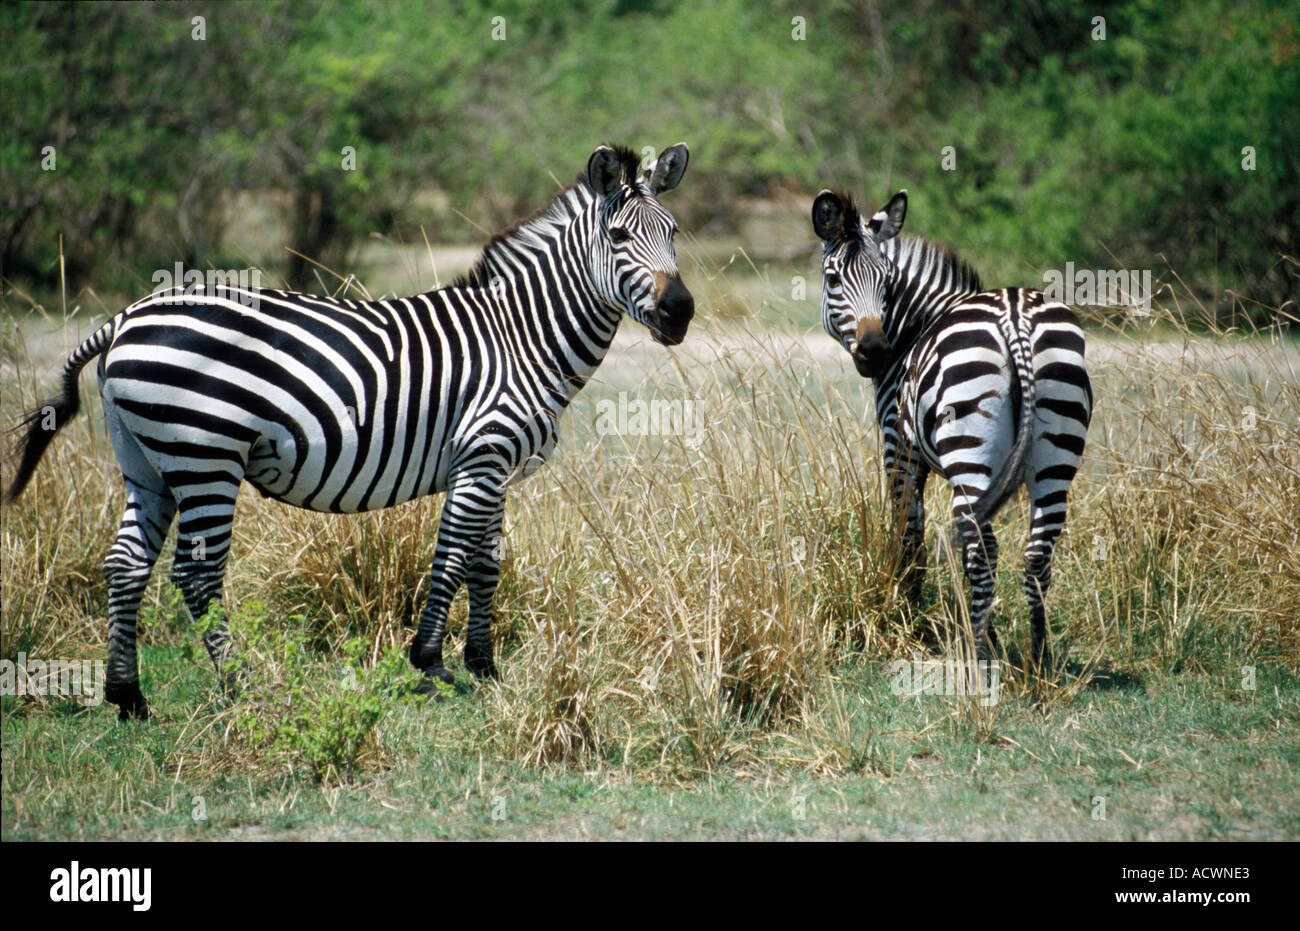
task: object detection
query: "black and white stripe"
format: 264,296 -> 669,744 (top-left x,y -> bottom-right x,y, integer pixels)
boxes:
5,143 -> 694,718
813,188 -> 1092,662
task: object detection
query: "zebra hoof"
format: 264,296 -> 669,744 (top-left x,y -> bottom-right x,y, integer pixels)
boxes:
220,660 -> 253,697
106,681 -> 150,721
413,666 -> 456,695
463,642 -> 499,680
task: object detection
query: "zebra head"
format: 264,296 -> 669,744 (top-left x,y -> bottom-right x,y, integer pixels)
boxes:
586,143 -> 694,346
812,188 -> 908,379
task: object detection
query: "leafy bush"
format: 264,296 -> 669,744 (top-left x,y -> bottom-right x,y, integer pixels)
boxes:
2,0 -> 1293,313
216,600 -> 420,783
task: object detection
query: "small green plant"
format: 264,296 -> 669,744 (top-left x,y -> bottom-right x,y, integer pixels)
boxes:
221,600 -> 418,784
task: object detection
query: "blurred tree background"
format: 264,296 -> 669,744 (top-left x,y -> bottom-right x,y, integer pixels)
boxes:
1,0 -> 1296,322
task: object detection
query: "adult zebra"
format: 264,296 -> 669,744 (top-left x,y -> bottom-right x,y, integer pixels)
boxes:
5,143 -> 694,719
812,188 -> 1091,663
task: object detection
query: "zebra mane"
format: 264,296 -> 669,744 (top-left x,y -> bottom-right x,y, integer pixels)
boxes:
883,234 -> 983,300
450,146 -> 642,290
600,144 -> 645,192
818,190 -> 866,260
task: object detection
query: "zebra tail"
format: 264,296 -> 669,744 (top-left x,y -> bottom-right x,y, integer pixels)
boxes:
3,317 -> 119,505
969,304 -> 1036,527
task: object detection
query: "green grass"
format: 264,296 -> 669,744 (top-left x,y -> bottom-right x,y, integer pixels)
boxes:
3,259 -> 1298,841
5,643 -> 1296,840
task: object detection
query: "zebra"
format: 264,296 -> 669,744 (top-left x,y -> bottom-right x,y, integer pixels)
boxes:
811,188 -> 1092,664
4,142 -> 694,719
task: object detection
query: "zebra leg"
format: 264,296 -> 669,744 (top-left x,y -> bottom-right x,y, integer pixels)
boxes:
1023,480 -> 1075,670
955,515 -> 999,655
102,481 -> 177,720
409,474 -> 503,684
1024,544 -> 1055,670
463,505 -> 505,679
168,487 -> 240,683
890,458 -> 929,607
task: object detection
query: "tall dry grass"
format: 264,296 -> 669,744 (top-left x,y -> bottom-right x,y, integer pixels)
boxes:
2,268 -> 1297,781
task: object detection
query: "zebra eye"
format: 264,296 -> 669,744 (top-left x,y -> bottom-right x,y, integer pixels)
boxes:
610,227 -> 632,244
825,272 -> 842,289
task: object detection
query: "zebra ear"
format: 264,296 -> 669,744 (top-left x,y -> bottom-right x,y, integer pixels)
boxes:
867,190 -> 907,242
650,143 -> 689,195
812,189 -> 847,242
587,146 -> 623,199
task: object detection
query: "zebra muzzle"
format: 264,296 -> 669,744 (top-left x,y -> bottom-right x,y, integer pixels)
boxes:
649,274 -> 694,345
852,329 -> 892,378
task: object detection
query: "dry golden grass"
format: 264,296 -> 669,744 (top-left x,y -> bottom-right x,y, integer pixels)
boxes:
2,272 -> 1297,784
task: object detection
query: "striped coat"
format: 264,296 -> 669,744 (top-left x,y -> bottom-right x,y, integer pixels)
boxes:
814,188 -> 1091,662
5,143 -> 694,718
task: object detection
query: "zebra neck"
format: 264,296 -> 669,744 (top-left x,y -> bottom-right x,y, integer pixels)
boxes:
884,289 -> 969,355
882,236 -> 983,356
473,212 -> 623,406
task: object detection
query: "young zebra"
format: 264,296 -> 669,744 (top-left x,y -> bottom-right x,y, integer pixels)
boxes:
812,188 -> 1092,663
4,143 -> 694,719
